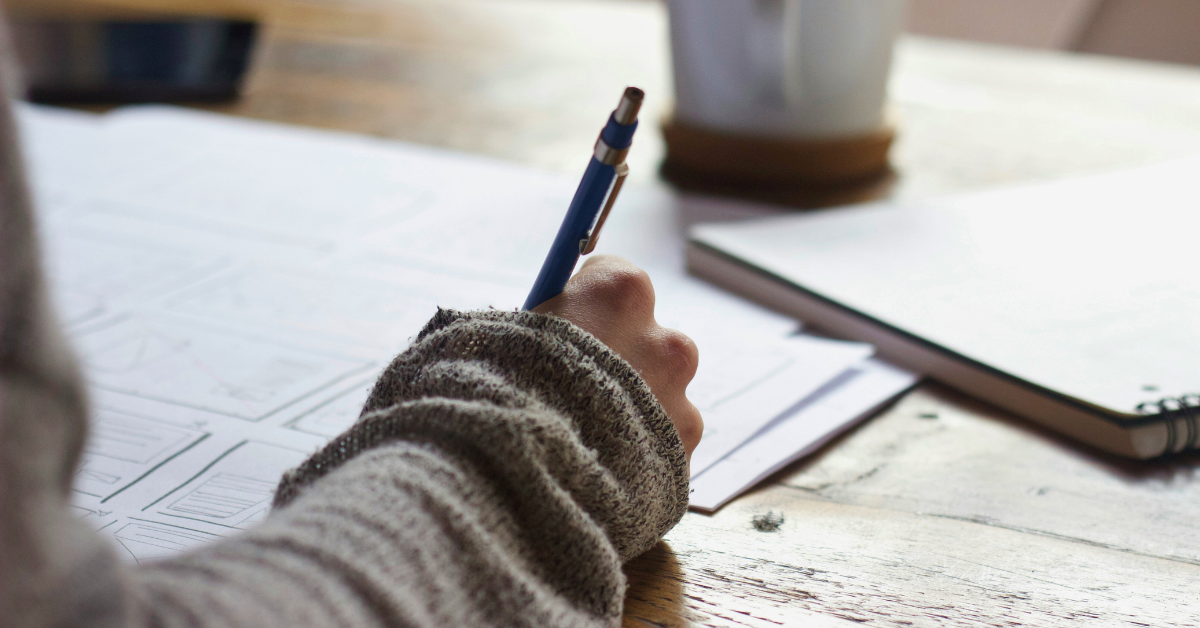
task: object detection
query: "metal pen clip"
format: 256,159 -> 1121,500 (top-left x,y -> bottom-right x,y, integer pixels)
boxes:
580,161 -> 629,255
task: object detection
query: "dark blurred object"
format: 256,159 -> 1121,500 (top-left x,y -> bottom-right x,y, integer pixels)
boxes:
11,17 -> 257,104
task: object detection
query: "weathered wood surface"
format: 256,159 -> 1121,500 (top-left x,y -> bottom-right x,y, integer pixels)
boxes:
627,485 -> 1200,627
624,386 -> 1200,626
20,1 -> 1200,626
782,386 -> 1200,566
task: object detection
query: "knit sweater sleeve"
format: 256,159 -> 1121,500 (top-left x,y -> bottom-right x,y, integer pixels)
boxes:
129,308 -> 690,628
0,11 -> 688,623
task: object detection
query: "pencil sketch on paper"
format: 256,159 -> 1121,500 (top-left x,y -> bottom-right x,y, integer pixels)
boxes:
163,266 -> 436,348
74,316 -> 373,421
166,474 -> 278,527
73,410 -> 208,500
287,379 -> 374,438
20,105 -> 915,545
69,505 -> 117,532
92,110 -> 439,248
41,231 -> 227,326
152,441 -> 309,530
163,261 -> 526,350
112,520 -> 224,564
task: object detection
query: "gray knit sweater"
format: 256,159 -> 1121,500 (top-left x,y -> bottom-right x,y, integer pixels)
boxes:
0,24 -> 688,628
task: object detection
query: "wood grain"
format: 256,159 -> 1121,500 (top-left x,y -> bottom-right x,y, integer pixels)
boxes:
17,1 -> 1200,625
627,483 -> 1199,627
622,388 -> 1200,626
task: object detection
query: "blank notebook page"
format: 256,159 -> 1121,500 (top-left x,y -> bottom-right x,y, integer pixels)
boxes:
692,154 -> 1200,415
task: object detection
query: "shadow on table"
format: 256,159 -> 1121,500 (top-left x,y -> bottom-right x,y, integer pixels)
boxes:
816,382 -> 1199,485
932,383 -> 1200,481
895,383 -> 1200,484
622,541 -> 687,628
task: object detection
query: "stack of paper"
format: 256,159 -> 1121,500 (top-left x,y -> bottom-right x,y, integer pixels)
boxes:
19,104 -> 916,561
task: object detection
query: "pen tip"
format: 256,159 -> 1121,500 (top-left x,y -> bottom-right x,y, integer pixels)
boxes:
615,87 -> 644,125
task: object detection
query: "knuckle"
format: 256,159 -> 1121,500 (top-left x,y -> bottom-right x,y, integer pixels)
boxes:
674,404 -> 704,448
595,267 -> 655,315
657,329 -> 699,382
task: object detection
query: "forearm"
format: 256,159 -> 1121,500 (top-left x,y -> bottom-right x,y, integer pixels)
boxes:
137,439 -> 618,627
132,309 -> 689,628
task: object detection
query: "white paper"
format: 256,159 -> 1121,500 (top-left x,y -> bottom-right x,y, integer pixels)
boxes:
687,334 -> 873,477
18,104 -> 894,560
689,359 -> 918,512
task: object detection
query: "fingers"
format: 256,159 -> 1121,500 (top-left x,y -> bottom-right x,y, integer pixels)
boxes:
572,255 -> 656,321
666,398 -> 704,459
655,327 -> 700,392
531,255 -> 704,459
642,327 -> 703,458
532,256 -> 655,350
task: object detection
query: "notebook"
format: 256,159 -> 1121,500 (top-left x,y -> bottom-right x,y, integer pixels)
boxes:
688,154 -> 1200,459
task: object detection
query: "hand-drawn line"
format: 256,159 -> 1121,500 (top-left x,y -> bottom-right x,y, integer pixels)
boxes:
88,328 -> 191,375
254,363 -> 377,423
87,415 -> 199,463
167,473 -> 276,521
92,355 -> 375,423
73,461 -> 120,497
698,356 -> 796,412
79,315 -> 376,421
147,322 -> 296,418
68,504 -> 119,532
67,309 -> 133,335
114,519 -> 224,564
102,433 -> 210,504
70,505 -> 98,519
142,441 -> 247,512
285,378 -> 373,437
96,323 -> 259,417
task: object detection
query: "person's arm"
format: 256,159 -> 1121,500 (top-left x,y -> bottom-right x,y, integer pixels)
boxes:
0,16 -> 122,628
129,258 -> 699,628
0,13 -> 700,626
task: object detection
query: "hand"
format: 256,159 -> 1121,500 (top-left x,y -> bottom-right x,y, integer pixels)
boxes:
533,255 -> 703,461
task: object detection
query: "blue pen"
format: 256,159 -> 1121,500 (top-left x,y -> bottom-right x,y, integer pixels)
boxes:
522,87 -> 643,310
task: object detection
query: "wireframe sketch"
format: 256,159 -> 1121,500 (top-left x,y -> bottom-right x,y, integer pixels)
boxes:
166,267 -> 434,348
70,505 -> 99,519
42,231 -> 226,325
99,109 -> 437,247
73,410 -> 208,499
68,505 -> 117,532
288,379 -> 374,438
153,441 -> 308,530
168,474 -> 276,525
165,263 -> 523,349
112,520 -> 224,564
75,316 -> 372,421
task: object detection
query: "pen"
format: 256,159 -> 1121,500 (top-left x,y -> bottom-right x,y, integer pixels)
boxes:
522,87 -> 643,310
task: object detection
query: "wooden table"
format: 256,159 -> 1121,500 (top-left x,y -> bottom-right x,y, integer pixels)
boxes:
19,1 -> 1200,625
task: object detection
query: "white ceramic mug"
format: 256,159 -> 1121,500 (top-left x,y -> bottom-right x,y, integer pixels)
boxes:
667,0 -> 904,139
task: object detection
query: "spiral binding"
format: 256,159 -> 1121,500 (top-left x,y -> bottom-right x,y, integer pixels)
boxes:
1136,394 -> 1200,456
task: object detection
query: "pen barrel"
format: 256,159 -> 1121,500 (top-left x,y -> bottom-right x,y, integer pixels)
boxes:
522,157 -> 617,310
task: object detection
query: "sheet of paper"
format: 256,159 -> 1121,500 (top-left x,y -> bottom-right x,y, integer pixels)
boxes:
689,359 -> 918,512
687,334 -> 873,478
66,106 -> 799,333
19,103 -> 892,560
